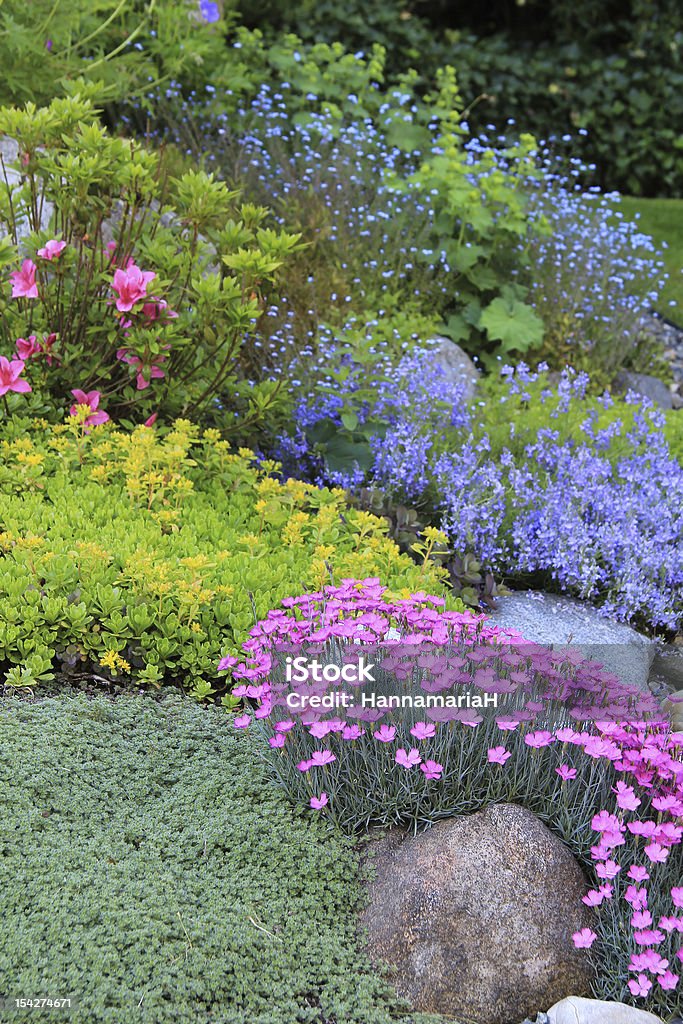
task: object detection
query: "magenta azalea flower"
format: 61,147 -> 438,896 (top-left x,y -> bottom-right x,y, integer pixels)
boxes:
37,239 -> 66,260
10,259 -> 38,298
112,262 -> 155,312
0,357 -> 31,396
572,928 -> 597,949
116,348 -> 167,390
395,747 -> 421,769
15,335 -> 40,361
310,792 -> 329,810
69,389 -> 109,428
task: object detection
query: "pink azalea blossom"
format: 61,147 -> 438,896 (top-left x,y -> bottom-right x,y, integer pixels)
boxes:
556,764 -> 577,781
15,335 -> 40,360
37,239 -> 66,260
395,747 -> 422,769
116,348 -> 167,390
69,389 -> 109,428
0,357 -> 31,396
410,721 -> 436,741
374,724 -> 396,743
310,792 -> 329,810
111,262 -> 155,312
233,714 -> 250,729
420,759 -> 443,780
628,974 -> 652,997
572,928 -> 597,948
10,259 -> 38,298
144,412 -> 158,427
41,332 -> 58,365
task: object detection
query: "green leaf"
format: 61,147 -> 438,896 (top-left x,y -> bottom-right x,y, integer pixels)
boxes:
479,297 -> 545,352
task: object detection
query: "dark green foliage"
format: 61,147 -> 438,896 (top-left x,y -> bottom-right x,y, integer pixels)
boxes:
0,694 -> 443,1024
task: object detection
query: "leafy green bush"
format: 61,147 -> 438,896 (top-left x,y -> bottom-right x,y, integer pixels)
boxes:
0,93 -> 302,431
0,416 -> 456,697
0,693 -> 431,1024
0,0 -> 235,108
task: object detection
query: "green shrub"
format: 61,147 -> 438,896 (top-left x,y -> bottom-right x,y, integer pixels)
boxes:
0,0 -> 236,108
0,416 -> 457,697
0,93 -> 302,431
0,693 -> 432,1024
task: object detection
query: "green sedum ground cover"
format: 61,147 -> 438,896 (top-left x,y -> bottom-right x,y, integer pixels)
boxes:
0,693 -> 444,1024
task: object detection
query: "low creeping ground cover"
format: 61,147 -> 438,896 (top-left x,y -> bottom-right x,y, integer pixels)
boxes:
0,693 -> 445,1024
228,581 -> 683,1019
0,415 -> 456,696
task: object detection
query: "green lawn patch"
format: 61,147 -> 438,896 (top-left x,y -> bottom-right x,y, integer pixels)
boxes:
0,694 -> 441,1024
615,196 -> 683,317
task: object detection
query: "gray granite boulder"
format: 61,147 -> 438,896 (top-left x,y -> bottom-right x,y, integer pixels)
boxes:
0,136 -> 54,244
425,335 -> 480,402
613,370 -> 673,410
361,804 -> 594,1024
547,996 -> 664,1024
487,590 -> 655,691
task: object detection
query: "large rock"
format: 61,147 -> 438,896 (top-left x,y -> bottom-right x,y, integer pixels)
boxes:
425,335 -> 480,402
548,996 -> 665,1024
488,590 -> 655,691
614,371 -> 673,410
0,136 -> 54,244
361,804 -> 594,1024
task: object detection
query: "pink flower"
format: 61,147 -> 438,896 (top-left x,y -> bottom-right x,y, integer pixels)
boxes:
625,885 -> 648,910
634,929 -> 664,946
15,335 -> 40,360
69,389 -> 109,428
143,412 -> 158,427
111,262 -> 155,312
410,721 -> 436,741
556,764 -> 577,781
659,971 -> 678,991
395,747 -> 422,769
116,349 -> 167,390
488,745 -> 511,765
37,239 -> 66,260
141,297 -> 178,322
613,781 -> 641,811
582,889 -> 606,907
595,860 -> 620,879
524,730 -> 554,748
0,357 -> 31,396
309,722 -> 332,739
274,720 -> 295,733
10,259 -> 38,298
309,749 -> 336,767
628,866 -> 650,883
342,724 -> 364,740
572,928 -> 597,948
40,332 -> 58,365
672,887 -> 683,908
374,724 -> 396,743
628,974 -> 652,997
643,842 -> 668,863
268,734 -> 286,748
296,759 -> 311,773
310,792 -> 328,810
420,759 -> 443,780
233,714 -> 250,729
631,910 -> 653,928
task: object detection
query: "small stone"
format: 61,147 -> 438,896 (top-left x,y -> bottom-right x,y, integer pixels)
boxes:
547,995 -> 665,1023
424,335 -> 480,402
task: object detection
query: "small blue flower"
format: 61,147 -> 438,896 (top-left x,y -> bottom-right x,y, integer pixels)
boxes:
199,0 -> 220,23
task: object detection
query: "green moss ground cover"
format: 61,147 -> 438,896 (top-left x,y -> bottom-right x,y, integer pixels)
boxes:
0,693 -> 444,1024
